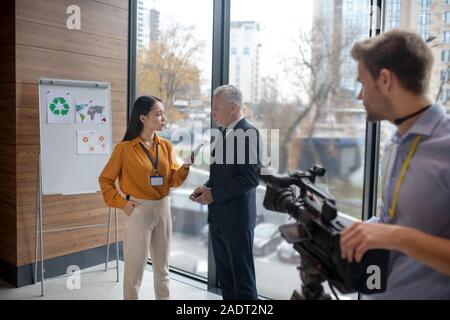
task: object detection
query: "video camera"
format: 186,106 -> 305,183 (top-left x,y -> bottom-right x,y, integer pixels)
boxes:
259,165 -> 389,300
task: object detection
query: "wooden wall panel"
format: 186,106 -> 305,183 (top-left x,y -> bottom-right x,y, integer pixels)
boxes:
17,205 -> 125,265
0,19 -> 15,47
0,176 -> 16,265
0,0 -> 17,267
0,107 -> 16,146
18,222 -> 124,265
0,202 -> 17,265
0,134 -> 15,264
16,19 -> 127,61
0,84 -> 16,108
16,45 -> 127,91
14,0 -> 128,266
93,0 -> 128,10
16,0 -> 128,40
0,144 -> 16,181
0,46 -> 15,85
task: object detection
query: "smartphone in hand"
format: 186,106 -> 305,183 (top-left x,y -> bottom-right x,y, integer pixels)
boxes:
189,143 -> 204,164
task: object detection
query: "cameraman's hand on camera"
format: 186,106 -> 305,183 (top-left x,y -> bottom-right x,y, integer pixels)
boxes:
340,222 -> 401,263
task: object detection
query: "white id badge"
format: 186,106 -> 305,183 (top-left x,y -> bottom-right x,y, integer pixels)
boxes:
150,176 -> 164,186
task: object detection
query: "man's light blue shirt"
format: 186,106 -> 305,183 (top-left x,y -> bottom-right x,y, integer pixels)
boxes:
366,104 -> 450,300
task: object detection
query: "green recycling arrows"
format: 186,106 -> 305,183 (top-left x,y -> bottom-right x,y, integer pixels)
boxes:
49,97 -> 70,116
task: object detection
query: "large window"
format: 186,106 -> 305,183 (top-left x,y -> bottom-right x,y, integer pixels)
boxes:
135,0 -> 213,279
130,0 -> 421,301
229,0 -> 370,300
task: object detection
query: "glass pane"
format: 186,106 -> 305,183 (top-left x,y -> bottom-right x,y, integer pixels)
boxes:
230,0 -> 370,300
135,0 -> 213,279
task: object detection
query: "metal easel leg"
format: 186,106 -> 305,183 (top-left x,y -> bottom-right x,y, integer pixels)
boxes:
34,166 -> 39,284
105,207 -> 112,271
39,193 -> 44,297
114,208 -> 119,282
38,153 -> 44,296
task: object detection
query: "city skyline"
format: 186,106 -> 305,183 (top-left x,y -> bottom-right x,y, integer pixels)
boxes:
138,0 -> 450,111
229,21 -> 262,104
137,0 -> 160,52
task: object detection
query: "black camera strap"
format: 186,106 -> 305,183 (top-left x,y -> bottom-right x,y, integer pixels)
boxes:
394,105 -> 431,125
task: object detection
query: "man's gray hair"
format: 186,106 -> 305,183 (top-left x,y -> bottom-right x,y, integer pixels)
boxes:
213,85 -> 243,109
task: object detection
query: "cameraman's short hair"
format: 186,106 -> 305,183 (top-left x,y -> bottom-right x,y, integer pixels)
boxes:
351,29 -> 434,95
213,85 -> 243,109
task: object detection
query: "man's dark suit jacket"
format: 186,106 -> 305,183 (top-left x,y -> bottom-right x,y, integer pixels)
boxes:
206,118 -> 261,231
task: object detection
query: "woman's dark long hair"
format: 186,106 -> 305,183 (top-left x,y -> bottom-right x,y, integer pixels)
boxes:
122,95 -> 162,141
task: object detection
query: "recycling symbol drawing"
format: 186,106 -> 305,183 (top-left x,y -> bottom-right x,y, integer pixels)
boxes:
49,97 -> 70,116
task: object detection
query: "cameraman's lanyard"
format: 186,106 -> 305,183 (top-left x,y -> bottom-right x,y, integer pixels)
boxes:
140,142 -> 163,186
381,135 -> 422,221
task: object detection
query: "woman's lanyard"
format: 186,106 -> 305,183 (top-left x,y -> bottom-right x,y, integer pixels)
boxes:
140,142 -> 159,176
381,135 -> 422,221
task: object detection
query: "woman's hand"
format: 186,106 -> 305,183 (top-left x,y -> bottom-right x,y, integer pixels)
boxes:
182,155 -> 193,170
182,163 -> 191,170
122,200 -> 139,216
183,143 -> 203,169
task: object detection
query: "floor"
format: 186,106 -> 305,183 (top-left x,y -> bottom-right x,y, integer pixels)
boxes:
0,261 -> 221,300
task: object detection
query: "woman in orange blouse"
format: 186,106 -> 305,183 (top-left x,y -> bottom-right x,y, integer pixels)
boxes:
99,96 -> 191,300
